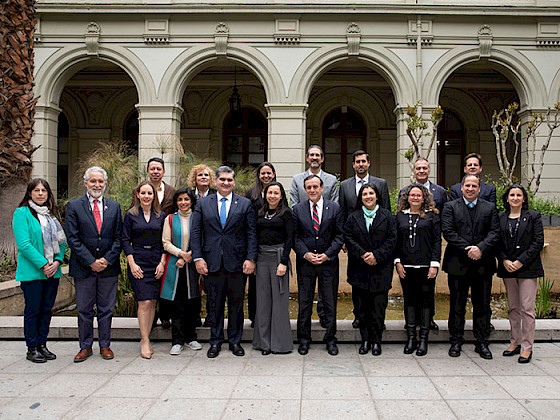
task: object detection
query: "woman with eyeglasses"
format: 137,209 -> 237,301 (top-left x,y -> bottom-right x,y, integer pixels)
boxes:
394,184 -> 441,356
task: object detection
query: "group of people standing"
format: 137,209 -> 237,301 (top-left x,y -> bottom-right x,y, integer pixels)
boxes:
13,146 -> 544,365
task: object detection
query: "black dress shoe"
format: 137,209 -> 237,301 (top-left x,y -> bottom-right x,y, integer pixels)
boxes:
371,342 -> 382,356
27,347 -> 47,363
229,343 -> 245,356
250,321 -> 255,328
352,319 -> 360,329
475,343 -> 493,360
448,343 -> 462,357
503,345 -> 521,357
261,349 -> 271,356
161,320 -> 171,329
358,341 -> 370,355
298,341 -> 309,355
319,319 -> 328,329
207,344 -> 221,358
37,343 -> 56,360
326,342 -> 339,356
518,351 -> 532,364
429,320 -> 439,331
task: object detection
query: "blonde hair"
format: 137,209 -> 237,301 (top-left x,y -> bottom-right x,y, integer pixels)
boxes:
188,164 -> 215,189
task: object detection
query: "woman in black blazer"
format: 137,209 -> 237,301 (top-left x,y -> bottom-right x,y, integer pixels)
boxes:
344,183 -> 397,356
497,185 -> 544,363
394,184 -> 441,356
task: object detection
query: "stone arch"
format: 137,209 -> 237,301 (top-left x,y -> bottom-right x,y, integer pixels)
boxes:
34,45 -> 154,107
59,89 -> 87,128
288,45 -> 416,106
423,46 -> 547,110
548,67 -> 560,105
159,45 -> 284,105
439,88 -> 490,130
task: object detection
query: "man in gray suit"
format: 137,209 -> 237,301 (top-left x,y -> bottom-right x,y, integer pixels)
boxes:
290,145 -> 339,206
339,150 -> 391,328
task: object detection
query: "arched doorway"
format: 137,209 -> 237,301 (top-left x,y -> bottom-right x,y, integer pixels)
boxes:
437,111 -> 465,188
223,107 -> 267,168
321,107 -> 366,179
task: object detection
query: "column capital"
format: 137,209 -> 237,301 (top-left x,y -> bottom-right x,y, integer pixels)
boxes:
265,103 -> 308,118
35,104 -> 62,118
136,103 -> 184,120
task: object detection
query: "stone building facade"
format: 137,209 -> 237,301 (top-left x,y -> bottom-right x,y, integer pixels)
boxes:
32,1 -> 560,198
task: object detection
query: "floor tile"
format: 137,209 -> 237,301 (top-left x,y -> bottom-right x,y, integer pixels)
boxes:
493,375 -> 560,399
303,376 -> 371,400
61,397 -> 155,420
447,399 -> 535,419
25,373 -> 112,398
520,399 -> 560,420
91,374 -> 174,398
0,396 -> 84,420
301,399 -> 377,419
361,357 -> 424,377
376,400 -> 456,420
160,375 -> 238,399
231,376 -> 302,400
242,353 -> 303,376
225,399 -> 301,419
143,398 -> 227,419
417,357 -> 487,376
368,376 -> 441,400
431,376 -> 511,400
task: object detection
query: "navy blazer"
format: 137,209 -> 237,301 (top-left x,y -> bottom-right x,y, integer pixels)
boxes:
496,210 -> 544,279
399,182 -> 447,214
441,198 -> 499,276
292,199 -> 344,261
340,175 -> 391,221
190,193 -> 257,273
344,207 -> 397,292
65,195 -> 122,278
449,181 -> 496,206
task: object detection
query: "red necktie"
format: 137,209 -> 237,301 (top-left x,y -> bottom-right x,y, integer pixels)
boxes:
93,200 -> 102,233
312,203 -> 320,234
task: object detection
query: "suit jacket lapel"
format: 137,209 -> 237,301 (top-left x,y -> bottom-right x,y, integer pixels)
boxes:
81,195 -> 98,231
209,194 -> 220,226
515,209 -> 530,245
356,211 -> 370,243
458,200 -> 474,232
224,194 -> 239,229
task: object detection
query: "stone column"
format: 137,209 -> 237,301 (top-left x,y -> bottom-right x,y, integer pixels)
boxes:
265,104 -> 308,191
136,104 -> 184,187
394,105 -> 413,188
32,104 -> 62,195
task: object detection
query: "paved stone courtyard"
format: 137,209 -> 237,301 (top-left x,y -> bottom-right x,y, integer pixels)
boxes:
1,339 -> 560,419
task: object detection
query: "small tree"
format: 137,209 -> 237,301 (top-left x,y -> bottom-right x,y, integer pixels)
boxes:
526,103 -> 560,194
491,102 -> 521,186
405,102 -> 444,181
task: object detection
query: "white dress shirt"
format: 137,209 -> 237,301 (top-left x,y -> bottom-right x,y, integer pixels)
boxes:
309,197 -> 324,224
87,194 -> 104,222
217,192 -> 233,219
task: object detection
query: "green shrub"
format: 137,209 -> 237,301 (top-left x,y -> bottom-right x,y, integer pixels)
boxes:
536,277 -> 555,318
486,177 -> 560,215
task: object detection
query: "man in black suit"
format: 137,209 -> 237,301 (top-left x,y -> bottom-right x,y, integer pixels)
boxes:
442,174 -> 499,359
65,166 -> 122,363
449,153 -> 497,205
293,175 -> 344,356
190,166 -> 257,358
339,150 -> 390,328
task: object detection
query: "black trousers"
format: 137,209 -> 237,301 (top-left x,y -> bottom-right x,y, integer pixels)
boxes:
296,260 -> 338,343
354,287 -> 388,344
448,270 -> 492,345
20,278 -> 59,347
206,268 -> 245,346
399,267 -> 435,328
171,267 -> 201,345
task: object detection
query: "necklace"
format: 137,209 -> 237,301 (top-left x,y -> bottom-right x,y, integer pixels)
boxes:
408,213 -> 419,248
264,209 -> 277,220
508,217 -> 520,238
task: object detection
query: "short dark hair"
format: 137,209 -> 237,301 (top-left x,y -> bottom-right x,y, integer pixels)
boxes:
306,145 -> 323,158
304,174 -> 323,187
352,150 -> 370,162
147,157 -> 165,171
464,152 -> 482,167
171,187 -> 197,214
216,165 -> 235,179
354,183 -> 382,211
461,174 -> 480,186
502,184 -> 529,211
414,157 -> 430,167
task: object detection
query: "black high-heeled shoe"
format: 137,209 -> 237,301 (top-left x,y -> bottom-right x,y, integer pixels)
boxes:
502,345 -> 521,357
518,351 -> 532,364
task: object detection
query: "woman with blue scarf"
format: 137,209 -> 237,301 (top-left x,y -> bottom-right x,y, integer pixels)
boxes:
13,178 -> 67,363
161,187 -> 202,356
344,183 -> 396,356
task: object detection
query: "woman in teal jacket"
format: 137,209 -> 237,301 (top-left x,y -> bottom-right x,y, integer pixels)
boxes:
13,178 -> 67,363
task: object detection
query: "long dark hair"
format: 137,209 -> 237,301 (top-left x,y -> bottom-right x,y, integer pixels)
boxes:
170,187 -> 197,214
258,181 -> 289,217
354,183 -> 382,212
18,178 -> 60,220
129,181 -> 162,218
396,184 -> 438,218
250,162 -> 277,202
502,184 -> 529,212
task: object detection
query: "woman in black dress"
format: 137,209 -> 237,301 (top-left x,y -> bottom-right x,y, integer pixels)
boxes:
344,183 -> 396,356
245,162 -> 278,327
497,185 -> 544,363
252,182 -> 294,355
161,187 -> 202,355
122,181 -> 166,358
394,184 -> 441,356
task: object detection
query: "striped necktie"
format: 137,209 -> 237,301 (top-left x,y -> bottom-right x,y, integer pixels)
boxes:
312,203 -> 320,234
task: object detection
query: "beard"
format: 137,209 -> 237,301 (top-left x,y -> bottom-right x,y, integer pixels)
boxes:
87,186 -> 106,199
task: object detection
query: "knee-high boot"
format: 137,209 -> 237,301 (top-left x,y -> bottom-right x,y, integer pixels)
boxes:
416,308 -> 431,356
403,306 -> 417,354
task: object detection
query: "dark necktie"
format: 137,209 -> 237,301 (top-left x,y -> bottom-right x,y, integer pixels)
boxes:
312,203 -> 320,233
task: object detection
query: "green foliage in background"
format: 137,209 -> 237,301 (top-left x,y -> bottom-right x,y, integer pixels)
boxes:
536,277 -> 555,319
486,177 -> 560,215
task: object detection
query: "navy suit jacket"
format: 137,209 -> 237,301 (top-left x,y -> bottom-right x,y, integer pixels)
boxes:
449,181 -> 496,206
65,195 -> 122,278
441,198 -> 499,276
292,199 -> 344,261
339,175 -> 391,221
399,181 -> 448,214
190,193 -> 257,273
